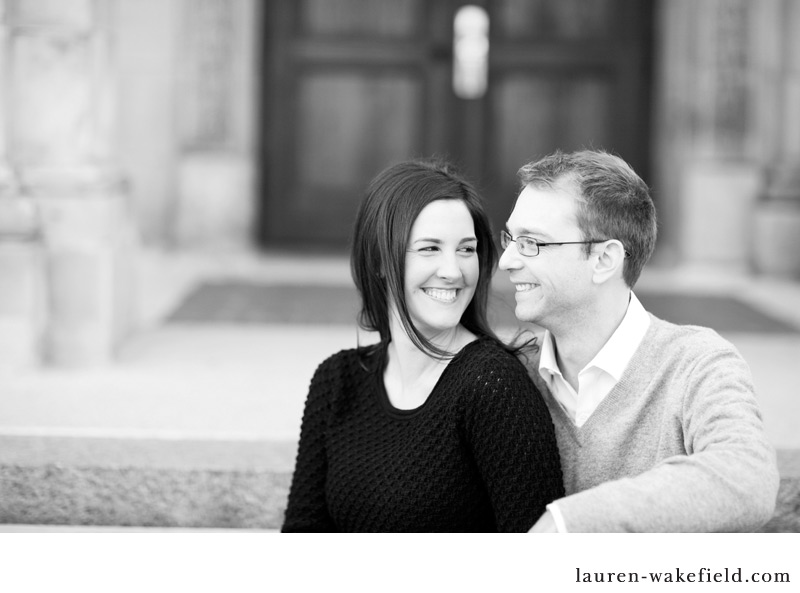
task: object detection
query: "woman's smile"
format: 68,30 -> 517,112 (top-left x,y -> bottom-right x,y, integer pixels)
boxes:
422,287 -> 460,303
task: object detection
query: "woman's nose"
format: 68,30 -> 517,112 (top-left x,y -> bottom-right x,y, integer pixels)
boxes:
437,253 -> 463,280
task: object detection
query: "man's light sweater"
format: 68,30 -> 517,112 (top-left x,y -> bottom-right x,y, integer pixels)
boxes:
529,314 -> 780,532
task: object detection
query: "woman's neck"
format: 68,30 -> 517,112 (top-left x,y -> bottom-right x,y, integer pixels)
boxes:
383,320 -> 476,410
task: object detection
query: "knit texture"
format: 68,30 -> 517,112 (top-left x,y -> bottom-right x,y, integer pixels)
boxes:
282,337 -> 564,532
530,314 -> 780,532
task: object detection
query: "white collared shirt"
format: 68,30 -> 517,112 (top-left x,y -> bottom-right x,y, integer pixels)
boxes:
541,292 -> 650,532
538,292 -> 650,427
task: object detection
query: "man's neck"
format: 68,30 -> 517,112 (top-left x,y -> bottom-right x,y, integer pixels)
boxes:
550,290 -> 631,389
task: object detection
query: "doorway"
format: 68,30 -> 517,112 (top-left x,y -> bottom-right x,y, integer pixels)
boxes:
259,0 -> 653,248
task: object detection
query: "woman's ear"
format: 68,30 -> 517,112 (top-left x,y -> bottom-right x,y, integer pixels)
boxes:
592,240 -> 626,285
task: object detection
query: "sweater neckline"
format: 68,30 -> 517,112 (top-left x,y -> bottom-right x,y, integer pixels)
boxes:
551,314 -> 662,439
374,337 -> 486,419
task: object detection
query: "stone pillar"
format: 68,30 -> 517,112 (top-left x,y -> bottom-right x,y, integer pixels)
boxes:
173,0 -> 257,249
0,0 -> 10,190
681,0 -> 762,270
654,0 -> 763,270
0,0 -> 16,193
753,0 -> 800,277
5,0 -> 136,366
0,0 -> 44,370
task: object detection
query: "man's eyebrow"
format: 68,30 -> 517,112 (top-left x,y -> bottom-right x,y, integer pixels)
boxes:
508,226 -> 548,239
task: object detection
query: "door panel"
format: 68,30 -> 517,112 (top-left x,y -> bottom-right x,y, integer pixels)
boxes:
260,0 -> 653,248
261,0 -> 449,247
495,0 -> 614,39
493,75 -> 612,170
487,73 -> 614,221
292,71 -> 423,241
300,0 -> 421,37
296,73 -> 423,190
481,0 -> 652,228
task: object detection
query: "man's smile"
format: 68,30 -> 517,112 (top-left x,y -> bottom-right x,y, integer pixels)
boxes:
514,283 -> 538,292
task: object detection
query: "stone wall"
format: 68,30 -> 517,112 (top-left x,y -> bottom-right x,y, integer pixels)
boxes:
0,0 -> 261,366
653,0 -> 800,277
113,0 -> 260,249
0,0 -> 136,367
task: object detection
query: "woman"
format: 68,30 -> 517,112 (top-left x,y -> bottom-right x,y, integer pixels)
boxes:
281,159 -> 563,532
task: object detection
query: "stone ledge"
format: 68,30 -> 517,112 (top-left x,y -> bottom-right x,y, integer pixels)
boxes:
1,439 -> 798,532
760,478 -> 800,533
0,435 -> 295,529
0,464 -> 291,529
0,435 -> 297,472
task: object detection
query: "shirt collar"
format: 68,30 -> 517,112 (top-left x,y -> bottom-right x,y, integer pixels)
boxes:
538,292 -> 650,383
538,329 -> 561,380
588,292 -> 650,381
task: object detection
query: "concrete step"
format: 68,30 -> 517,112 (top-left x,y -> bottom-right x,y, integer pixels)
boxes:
766,450 -> 800,533
765,478 -> 800,532
0,435 -> 295,529
1,435 -> 798,532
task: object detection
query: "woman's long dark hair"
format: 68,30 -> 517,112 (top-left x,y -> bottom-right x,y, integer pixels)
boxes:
350,158 -> 529,359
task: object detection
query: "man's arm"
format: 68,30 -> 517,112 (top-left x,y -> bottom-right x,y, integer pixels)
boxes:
554,345 -> 779,532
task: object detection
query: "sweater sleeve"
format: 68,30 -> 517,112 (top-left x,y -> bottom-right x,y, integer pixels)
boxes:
463,350 -> 565,532
281,356 -> 338,532
556,342 -> 779,533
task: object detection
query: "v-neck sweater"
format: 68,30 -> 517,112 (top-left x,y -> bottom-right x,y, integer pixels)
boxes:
530,314 -> 779,532
282,337 -> 564,532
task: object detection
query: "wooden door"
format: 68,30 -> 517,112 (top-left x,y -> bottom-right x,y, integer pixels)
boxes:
259,0 -> 653,248
479,0 -> 654,228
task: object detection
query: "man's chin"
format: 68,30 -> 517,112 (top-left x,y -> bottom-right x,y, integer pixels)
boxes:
514,306 -> 540,326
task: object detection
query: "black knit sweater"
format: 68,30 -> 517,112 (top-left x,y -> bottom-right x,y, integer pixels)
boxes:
281,337 -> 564,532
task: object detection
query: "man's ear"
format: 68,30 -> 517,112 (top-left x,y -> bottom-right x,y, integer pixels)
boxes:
592,240 -> 626,285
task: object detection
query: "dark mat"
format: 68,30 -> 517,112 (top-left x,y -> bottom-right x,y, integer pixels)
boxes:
636,293 -> 796,334
167,281 -> 799,334
168,282 -> 361,325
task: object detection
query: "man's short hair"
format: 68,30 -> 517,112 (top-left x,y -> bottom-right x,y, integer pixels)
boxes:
517,149 -> 657,287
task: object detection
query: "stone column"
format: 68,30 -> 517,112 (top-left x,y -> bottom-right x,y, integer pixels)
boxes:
6,0 -> 136,366
654,0 -> 765,270
0,0 -> 46,369
680,0 -> 762,270
0,0 -> 17,193
0,1 -> 10,190
753,0 -> 800,277
173,0 -> 257,248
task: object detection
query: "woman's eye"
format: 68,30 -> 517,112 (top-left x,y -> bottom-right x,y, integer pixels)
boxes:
418,246 -> 439,252
459,246 -> 477,254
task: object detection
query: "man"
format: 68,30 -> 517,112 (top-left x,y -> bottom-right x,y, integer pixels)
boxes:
499,149 -> 779,532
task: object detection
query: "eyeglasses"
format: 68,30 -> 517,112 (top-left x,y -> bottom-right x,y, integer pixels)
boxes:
500,230 -> 630,258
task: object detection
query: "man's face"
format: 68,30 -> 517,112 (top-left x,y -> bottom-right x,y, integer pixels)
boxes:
498,183 -> 596,331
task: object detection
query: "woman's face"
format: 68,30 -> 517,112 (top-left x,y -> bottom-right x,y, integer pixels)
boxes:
401,199 -> 479,340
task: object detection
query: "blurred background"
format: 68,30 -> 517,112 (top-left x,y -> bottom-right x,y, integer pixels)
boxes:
0,0 -> 799,531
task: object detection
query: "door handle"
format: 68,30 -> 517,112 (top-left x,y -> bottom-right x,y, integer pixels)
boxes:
453,5 -> 489,99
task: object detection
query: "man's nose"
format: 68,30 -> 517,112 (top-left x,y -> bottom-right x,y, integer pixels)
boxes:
498,243 -> 519,270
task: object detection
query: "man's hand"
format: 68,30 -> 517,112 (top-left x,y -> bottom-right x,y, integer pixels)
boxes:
529,510 -> 558,533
